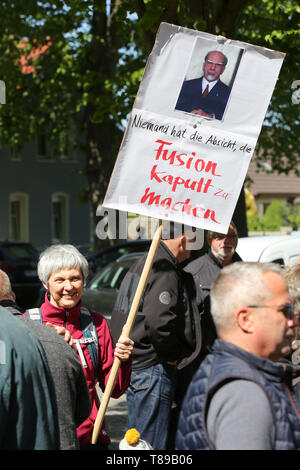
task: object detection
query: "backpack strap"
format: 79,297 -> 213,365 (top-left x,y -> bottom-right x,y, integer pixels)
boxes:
27,305 -> 99,377
26,307 -> 43,324
78,306 -> 99,377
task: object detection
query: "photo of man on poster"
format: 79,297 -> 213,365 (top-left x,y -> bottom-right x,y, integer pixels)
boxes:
175,42 -> 243,121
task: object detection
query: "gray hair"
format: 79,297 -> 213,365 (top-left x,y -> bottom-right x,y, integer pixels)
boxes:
0,269 -> 14,300
38,244 -> 89,286
210,262 -> 284,335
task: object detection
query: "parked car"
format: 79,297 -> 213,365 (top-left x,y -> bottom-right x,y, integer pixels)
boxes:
82,252 -> 146,323
86,239 -> 152,280
236,235 -> 300,266
0,240 -> 42,309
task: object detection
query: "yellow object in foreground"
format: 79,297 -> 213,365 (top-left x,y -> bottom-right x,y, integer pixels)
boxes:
125,428 -> 140,445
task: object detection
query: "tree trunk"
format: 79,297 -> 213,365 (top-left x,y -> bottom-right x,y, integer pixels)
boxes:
82,2 -> 124,251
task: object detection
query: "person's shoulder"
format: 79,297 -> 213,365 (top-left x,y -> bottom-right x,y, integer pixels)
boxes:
19,316 -> 79,356
184,253 -> 209,275
150,257 -> 179,288
0,307 -> 40,342
217,80 -> 231,93
0,310 -> 51,366
182,77 -> 203,87
19,316 -> 58,340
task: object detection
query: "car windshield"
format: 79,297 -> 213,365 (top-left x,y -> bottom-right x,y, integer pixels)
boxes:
89,263 -> 129,290
88,254 -> 144,290
92,242 -> 150,268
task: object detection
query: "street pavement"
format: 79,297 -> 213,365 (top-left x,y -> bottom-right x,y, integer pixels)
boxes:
97,388 -> 128,450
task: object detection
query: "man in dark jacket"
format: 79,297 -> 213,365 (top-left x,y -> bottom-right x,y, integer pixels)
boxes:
0,269 -> 91,450
110,224 -> 201,450
176,262 -> 300,450
185,222 -> 240,363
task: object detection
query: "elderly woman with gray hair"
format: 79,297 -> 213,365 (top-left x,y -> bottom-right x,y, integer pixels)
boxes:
25,244 -> 133,450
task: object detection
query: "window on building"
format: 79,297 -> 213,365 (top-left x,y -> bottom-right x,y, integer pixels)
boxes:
9,193 -> 29,241
52,193 -> 69,243
58,121 -> 77,162
37,134 -> 54,161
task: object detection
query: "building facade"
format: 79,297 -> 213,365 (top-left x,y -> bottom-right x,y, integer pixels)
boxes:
1,137 -> 92,251
246,159 -> 300,217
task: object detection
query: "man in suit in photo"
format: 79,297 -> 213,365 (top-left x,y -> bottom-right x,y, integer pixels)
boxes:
175,50 -> 231,121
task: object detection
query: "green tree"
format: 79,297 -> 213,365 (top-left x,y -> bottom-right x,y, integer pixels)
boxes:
247,212 -> 263,232
288,210 -> 300,229
0,0 -> 299,247
261,199 -> 284,231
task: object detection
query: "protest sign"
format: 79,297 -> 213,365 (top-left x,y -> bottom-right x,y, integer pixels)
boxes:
103,23 -> 285,234
92,24 -> 285,445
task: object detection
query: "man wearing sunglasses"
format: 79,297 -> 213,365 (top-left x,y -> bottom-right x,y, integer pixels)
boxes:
176,262 -> 300,450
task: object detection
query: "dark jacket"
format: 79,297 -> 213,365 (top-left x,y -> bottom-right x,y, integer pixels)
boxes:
110,241 -> 202,371
185,250 -> 242,361
0,306 -> 59,450
1,299 -> 91,450
176,340 -> 300,450
175,77 -> 231,121
185,250 -> 223,306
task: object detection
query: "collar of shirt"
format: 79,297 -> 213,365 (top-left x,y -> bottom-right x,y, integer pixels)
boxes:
202,77 -> 219,93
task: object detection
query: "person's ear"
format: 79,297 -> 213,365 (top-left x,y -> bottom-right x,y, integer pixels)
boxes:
236,307 -> 254,334
42,281 -> 48,290
178,234 -> 185,251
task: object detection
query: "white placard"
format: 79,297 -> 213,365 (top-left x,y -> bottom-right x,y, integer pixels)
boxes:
103,23 -> 285,233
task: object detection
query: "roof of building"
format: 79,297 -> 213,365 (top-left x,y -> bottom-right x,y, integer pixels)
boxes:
246,159 -> 300,197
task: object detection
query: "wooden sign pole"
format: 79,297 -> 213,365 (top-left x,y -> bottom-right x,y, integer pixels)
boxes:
91,220 -> 163,445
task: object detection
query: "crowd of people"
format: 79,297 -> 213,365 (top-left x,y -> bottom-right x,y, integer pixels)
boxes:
1,222 -> 300,450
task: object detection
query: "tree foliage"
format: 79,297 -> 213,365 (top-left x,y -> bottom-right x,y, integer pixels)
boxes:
247,198 -> 300,232
0,0 -> 299,246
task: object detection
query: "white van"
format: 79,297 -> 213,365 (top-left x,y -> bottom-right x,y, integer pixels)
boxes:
236,235 -> 300,266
